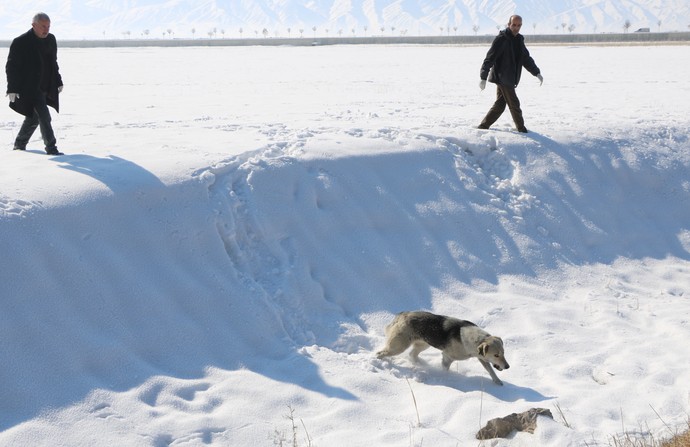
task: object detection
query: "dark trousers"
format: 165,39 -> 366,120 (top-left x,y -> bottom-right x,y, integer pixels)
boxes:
479,84 -> 526,131
14,92 -> 57,152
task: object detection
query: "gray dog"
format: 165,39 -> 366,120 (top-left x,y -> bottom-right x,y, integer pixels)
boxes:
376,311 -> 509,385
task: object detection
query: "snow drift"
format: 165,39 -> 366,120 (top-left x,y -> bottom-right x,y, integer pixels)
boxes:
1,44 -> 689,445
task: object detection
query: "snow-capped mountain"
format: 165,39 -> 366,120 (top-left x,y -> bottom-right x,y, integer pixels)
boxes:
1,0 -> 688,40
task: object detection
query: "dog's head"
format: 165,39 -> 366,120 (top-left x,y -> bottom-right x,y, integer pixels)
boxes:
477,336 -> 510,371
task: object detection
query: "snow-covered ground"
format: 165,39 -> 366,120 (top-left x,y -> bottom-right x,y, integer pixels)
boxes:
1,43 -> 689,446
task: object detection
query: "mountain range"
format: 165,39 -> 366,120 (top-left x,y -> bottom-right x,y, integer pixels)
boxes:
1,0 -> 689,40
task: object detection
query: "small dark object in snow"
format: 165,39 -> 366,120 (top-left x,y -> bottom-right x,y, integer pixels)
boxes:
476,408 -> 553,439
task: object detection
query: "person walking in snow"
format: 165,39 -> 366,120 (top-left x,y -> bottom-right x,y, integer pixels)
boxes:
477,15 -> 542,133
6,12 -> 64,155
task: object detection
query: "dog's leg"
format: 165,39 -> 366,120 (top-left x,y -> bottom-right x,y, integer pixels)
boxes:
478,359 -> 503,386
376,335 -> 412,359
442,353 -> 454,370
409,341 -> 429,362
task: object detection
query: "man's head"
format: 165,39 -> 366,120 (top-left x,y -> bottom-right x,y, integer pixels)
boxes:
508,15 -> 523,36
32,13 -> 51,39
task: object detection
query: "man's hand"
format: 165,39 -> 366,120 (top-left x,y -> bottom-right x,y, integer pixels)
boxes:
479,79 -> 487,91
537,74 -> 543,86
7,93 -> 19,102
58,86 -> 63,93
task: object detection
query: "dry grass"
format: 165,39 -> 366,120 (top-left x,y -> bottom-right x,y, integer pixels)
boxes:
608,421 -> 690,447
660,428 -> 690,447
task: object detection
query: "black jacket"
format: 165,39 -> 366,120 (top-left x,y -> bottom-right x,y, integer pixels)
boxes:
480,28 -> 540,88
6,29 -> 63,116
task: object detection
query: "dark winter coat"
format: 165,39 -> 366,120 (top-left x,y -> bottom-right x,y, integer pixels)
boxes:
6,29 -> 63,117
480,28 -> 540,88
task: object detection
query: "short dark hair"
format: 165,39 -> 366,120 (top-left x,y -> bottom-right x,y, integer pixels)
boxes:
32,13 -> 51,24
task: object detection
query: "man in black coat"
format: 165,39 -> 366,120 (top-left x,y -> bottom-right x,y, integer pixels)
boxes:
478,15 -> 542,133
6,12 -> 64,155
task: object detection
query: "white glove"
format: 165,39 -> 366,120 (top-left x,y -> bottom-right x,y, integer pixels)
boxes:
479,79 -> 487,91
537,74 -> 543,86
7,93 -> 19,102
58,86 -> 63,93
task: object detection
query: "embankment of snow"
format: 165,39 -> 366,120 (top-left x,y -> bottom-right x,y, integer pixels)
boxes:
1,124 -> 689,444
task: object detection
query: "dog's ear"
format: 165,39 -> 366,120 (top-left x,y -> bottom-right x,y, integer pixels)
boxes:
477,343 -> 488,357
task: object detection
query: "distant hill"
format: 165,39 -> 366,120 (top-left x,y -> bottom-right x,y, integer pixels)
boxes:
1,0 -> 688,40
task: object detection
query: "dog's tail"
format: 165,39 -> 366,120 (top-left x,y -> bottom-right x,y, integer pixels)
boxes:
383,312 -> 405,337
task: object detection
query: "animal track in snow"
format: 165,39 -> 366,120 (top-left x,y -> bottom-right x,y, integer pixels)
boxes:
138,379 -> 219,413
196,142 -> 316,346
90,402 -> 122,420
429,133 -> 536,215
0,196 -> 43,217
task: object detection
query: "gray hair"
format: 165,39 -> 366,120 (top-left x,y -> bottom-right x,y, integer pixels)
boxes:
32,13 -> 51,24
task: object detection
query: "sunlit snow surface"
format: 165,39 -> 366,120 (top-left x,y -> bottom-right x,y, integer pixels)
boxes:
1,44 -> 689,446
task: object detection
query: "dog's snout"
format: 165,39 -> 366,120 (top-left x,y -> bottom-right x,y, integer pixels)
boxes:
493,361 -> 509,371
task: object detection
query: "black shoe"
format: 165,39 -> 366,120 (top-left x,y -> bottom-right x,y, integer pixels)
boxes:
46,148 -> 64,155
477,124 -> 490,130
517,127 -> 528,133
13,146 -> 26,151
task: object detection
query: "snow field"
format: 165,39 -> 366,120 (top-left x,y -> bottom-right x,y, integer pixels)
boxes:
1,44 -> 689,446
